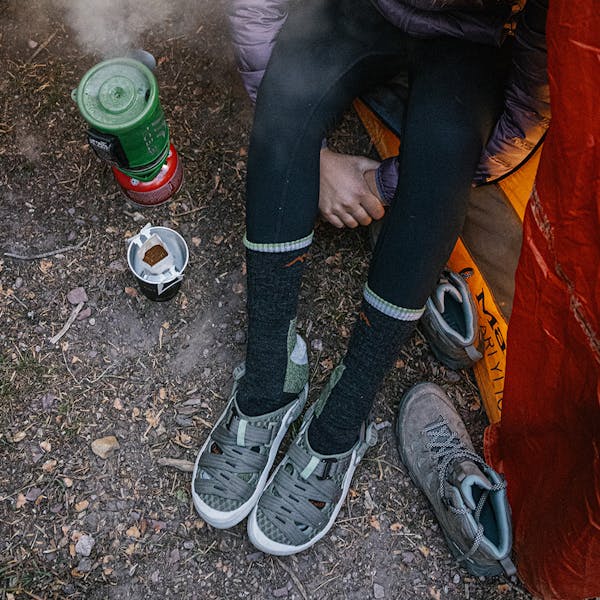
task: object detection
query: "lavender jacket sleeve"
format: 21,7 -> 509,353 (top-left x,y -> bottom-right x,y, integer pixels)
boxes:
473,0 -> 549,183
226,0 -> 291,103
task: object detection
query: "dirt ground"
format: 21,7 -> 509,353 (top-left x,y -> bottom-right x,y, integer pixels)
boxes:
0,2 -> 534,599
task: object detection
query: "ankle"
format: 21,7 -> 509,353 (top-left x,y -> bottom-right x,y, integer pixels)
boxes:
307,417 -> 357,456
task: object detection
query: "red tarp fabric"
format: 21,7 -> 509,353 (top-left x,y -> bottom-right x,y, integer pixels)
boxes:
484,1 -> 600,598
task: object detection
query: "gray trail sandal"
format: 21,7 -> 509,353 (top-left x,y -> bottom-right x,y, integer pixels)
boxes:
247,402 -> 377,555
191,334 -> 309,529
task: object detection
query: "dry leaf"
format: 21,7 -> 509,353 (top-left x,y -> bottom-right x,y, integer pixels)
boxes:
145,409 -> 161,429
42,459 -> 58,473
40,440 -> 51,453
63,477 -> 73,488
124,286 -> 138,297
429,587 -> 441,600
320,358 -> 334,370
113,398 -> 123,411
173,431 -> 193,448
126,525 -> 141,539
212,234 -> 224,245
39,259 -> 53,273
418,545 -> 431,558
75,500 -> 89,512
16,493 -> 27,509
390,522 -> 404,532
191,237 -> 201,247
158,388 -> 167,401
497,584 -> 511,593
125,543 -> 137,556
10,431 -> 26,443
369,516 -> 381,531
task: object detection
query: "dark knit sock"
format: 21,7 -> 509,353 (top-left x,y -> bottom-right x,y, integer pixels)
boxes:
308,298 -> 418,455
236,244 -> 309,416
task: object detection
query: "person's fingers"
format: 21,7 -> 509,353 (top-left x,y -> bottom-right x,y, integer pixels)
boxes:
363,169 -> 380,198
338,211 -> 360,228
320,210 -> 346,228
351,204 -> 373,226
360,193 -> 386,220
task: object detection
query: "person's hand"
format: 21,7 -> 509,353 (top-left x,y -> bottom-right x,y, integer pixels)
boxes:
319,148 -> 385,228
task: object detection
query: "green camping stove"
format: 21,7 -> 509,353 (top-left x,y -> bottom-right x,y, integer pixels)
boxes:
73,56 -> 183,206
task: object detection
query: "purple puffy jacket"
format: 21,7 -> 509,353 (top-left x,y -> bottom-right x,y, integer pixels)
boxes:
227,0 -> 549,187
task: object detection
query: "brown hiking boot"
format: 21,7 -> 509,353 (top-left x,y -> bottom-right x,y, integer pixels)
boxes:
396,383 -> 515,577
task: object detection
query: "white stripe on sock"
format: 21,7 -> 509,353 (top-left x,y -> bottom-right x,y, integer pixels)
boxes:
243,232 -> 313,253
363,284 -> 425,321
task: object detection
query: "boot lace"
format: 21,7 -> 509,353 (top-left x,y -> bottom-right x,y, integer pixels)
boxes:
423,417 -> 506,561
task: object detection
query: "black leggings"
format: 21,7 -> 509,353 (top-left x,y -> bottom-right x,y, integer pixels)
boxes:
246,0 -> 507,309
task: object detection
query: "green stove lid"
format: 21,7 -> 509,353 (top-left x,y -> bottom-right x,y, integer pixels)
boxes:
75,58 -> 159,132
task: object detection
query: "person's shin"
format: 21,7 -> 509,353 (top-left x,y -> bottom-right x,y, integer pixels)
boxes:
236,233 -> 313,417
308,283 -> 423,454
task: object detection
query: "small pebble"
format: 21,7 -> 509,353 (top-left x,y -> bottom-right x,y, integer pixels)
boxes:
453,574 -> 461,584
108,260 -> 126,272
175,415 -> 193,428
75,534 -> 95,557
76,557 -> 93,573
311,338 -> 324,352
91,435 -> 120,459
374,583 -> 385,599
444,369 -> 461,383
25,487 -> 42,502
77,307 -> 92,321
67,287 -> 88,305
246,551 -> 264,562
41,393 -> 56,410
14,277 -> 23,289
401,551 -> 415,565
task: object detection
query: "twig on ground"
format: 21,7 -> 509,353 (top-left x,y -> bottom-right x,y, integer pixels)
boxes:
157,457 -> 194,472
27,30 -> 57,63
274,557 -> 309,600
49,302 -> 84,345
312,575 -> 342,594
4,240 -> 85,260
